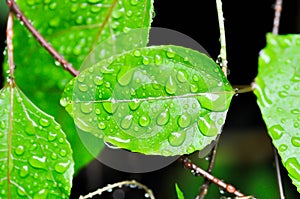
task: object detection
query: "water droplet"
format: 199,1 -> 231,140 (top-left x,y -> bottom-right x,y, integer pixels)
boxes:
87,0 -> 102,4
198,93 -> 231,111
118,70 -> 134,86
60,149 -> 67,157
291,137 -> 300,147
178,114 -> 191,128
278,91 -> 288,98
78,83 -> 88,92
168,131 -> 186,146
198,114 -> 218,137
33,189 -> 48,199
193,74 -> 199,82
80,102 -> 93,114
51,153 -> 57,160
55,160 -> 71,173
269,124 -> 284,140
49,2 -> 57,10
70,4 -> 78,13
177,70 -> 188,82
76,15 -> 84,24
17,187 -> 26,196
291,73 -> 300,82
278,144 -> 288,152
130,0 -> 138,5
49,17 -> 60,28
291,109 -> 300,115
90,5 -> 102,13
154,54 -> 163,65
0,121 -> 6,129
28,156 -> 47,169
15,145 -> 25,156
98,122 -> 106,130
39,118 -> 50,127
142,56 -> 150,65
126,10 -> 133,17
129,100 -> 140,110
121,115 -> 133,130
19,165 -> 29,178
190,84 -> 198,93
285,158 -> 300,180
48,132 -> 57,141
156,111 -> 170,126
139,115 -> 150,127
103,102 -> 116,114
166,49 -> 175,58
112,8 -> 124,19
165,76 -> 177,94
60,97 -> 69,107
144,193 -> 150,198
133,50 -> 141,57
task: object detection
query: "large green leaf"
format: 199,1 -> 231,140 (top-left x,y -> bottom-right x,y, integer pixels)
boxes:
254,33 -> 300,192
5,0 -> 154,173
0,82 -> 74,198
61,45 -> 234,156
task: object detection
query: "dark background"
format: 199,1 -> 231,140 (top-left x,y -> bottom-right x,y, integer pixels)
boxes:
1,0 -> 300,198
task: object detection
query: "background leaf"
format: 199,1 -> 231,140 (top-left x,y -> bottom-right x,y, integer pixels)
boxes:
0,83 -> 74,198
254,33 -> 300,192
175,183 -> 185,199
5,0 -> 154,173
62,45 -> 234,156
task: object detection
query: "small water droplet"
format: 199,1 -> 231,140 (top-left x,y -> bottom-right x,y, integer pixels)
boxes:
15,145 -> 25,156
129,100 -> 140,111
165,76 -> 177,94
39,118 -> 50,127
278,90 -> 288,98
177,70 -> 188,83
90,5 -> 102,13
51,153 -> 58,160
291,73 -> 300,82
178,114 -> 191,128
103,102 -> 116,114
76,15 -> 84,24
269,124 -> 284,140
49,2 -> 57,10
49,17 -> 60,28
278,144 -> 288,152
118,70 -> 134,86
142,56 -> 150,65
98,122 -> 106,130
55,160 -> 71,173
80,102 -> 93,114
126,10 -> 133,17
60,149 -> 67,157
121,115 -> 133,130
70,4 -> 78,13
130,0 -> 138,5
291,137 -> 300,147
60,97 -> 69,107
193,74 -> 199,82
87,0 -> 102,4
78,83 -> 88,92
139,115 -> 151,127
112,8 -> 124,19
144,193 -> 150,198
28,156 -> 47,169
48,132 -> 57,141
198,114 -> 218,137
154,54 -> 162,65
291,109 -> 300,115
19,165 -> 29,178
168,131 -> 186,147
133,50 -> 141,57
156,111 -> 170,126
285,158 -> 300,180
187,145 -> 195,154
33,189 -> 48,199
166,49 -> 175,58
190,84 -> 198,93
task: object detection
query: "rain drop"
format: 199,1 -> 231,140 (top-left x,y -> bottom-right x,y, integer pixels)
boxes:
165,76 -> 177,94
98,122 -> 106,130
39,118 -> 50,127
139,115 -> 151,127
130,0 -> 138,5
48,132 -> 57,141
60,149 -> 67,157
49,17 -> 60,28
168,131 -> 186,147
154,54 -> 162,65
133,50 -> 141,57
121,115 -> 133,130
166,49 -> 175,58
54,161 -> 70,173
142,56 -> 150,65
156,111 -> 170,126
19,165 -> 29,178
87,0 -> 102,4
28,156 -> 47,169
278,90 -> 288,98
78,83 -> 88,92
15,145 -> 25,156
269,124 -> 284,140
291,109 -> 300,115
291,137 -> 300,147
178,114 -> 191,128
198,114 -> 218,137
80,102 -> 93,114
285,158 -> 300,179
176,70 -> 188,83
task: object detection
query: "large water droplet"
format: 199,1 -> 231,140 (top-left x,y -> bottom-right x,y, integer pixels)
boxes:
198,93 -> 231,111
129,100 -> 140,111
15,145 -> 25,156
178,114 -> 191,128
156,111 -> 170,126
118,69 -> 134,86
291,137 -> 300,147
112,8 -> 124,19
198,114 -> 218,137
93,76 -> 103,86
28,156 -> 47,169
39,118 -> 50,127
285,158 -> 300,180
177,70 -> 188,83
168,131 -> 186,146
291,109 -> 300,115
55,160 -> 71,173
165,76 -> 177,94
139,115 -> 150,127
121,115 -> 133,130
269,124 -> 284,140
80,102 -> 93,114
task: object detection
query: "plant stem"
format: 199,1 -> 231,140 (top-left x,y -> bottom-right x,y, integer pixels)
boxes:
272,0 -> 283,35
6,12 -> 15,81
179,156 -> 246,197
79,180 -> 155,199
274,148 -> 285,199
6,0 -> 79,77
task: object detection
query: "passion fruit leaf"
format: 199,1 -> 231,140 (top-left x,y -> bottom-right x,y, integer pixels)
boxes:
175,183 -> 185,199
61,45 -> 234,156
254,33 -> 300,192
4,0 -> 154,173
0,83 -> 74,198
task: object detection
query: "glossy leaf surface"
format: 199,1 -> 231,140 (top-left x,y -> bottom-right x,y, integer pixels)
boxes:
62,45 -> 234,156
0,83 -> 74,198
254,33 -> 300,192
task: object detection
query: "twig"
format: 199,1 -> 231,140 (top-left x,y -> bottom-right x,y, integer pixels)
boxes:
272,0 -> 283,35
179,156 -> 246,197
6,12 -> 15,81
79,180 -> 155,199
274,148 -> 285,199
6,0 -> 79,77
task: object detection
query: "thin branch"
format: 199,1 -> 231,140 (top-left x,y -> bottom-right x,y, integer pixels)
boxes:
272,0 -> 283,35
274,148 -> 285,199
79,180 -> 155,199
6,12 -> 15,81
179,156 -> 246,197
6,0 -> 79,77
216,0 -> 228,77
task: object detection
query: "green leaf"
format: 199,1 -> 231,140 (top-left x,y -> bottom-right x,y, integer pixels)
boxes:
175,183 -> 185,199
62,45 -> 234,156
5,0 -> 154,173
0,83 -> 74,198
254,33 -> 300,192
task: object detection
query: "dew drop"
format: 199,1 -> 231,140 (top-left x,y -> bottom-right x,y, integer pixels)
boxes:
33,189 -> 48,199
76,15 -> 84,24
291,73 -> 300,82
80,102 -> 93,114
198,114 -> 218,137
291,137 -> 300,147
166,49 -> 175,58
87,0 -> 102,4
187,145 -> 195,154
49,2 -> 57,10
98,122 -> 106,130
51,153 -> 58,160
190,84 -> 198,93
154,54 -> 163,65
139,115 -> 151,127
178,114 -> 191,128
28,156 -> 47,169
48,132 -> 57,141
39,118 -> 50,127
177,70 -> 188,82
60,149 -> 67,157
15,145 -> 25,156
78,83 -> 88,92
278,144 -> 288,152
133,50 -> 141,57
165,76 -> 177,94
19,165 -> 29,178
121,115 -> 133,130
55,160 -> 71,173
168,131 -> 186,146
112,8 -> 124,19
90,5 -> 102,13
285,158 -> 300,180
142,56 -> 150,65
103,102 -> 115,114
130,0 -> 138,5
126,10 -> 133,17
17,187 -> 26,196
193,74 -> 199,82
269,124 -> 284,140
60,98 -> 69,107
156,111 -> 170,126
49,17 -> 60,28
278,90 -> 288,98
291,109 -> 300,115
118,70 -> 134,86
